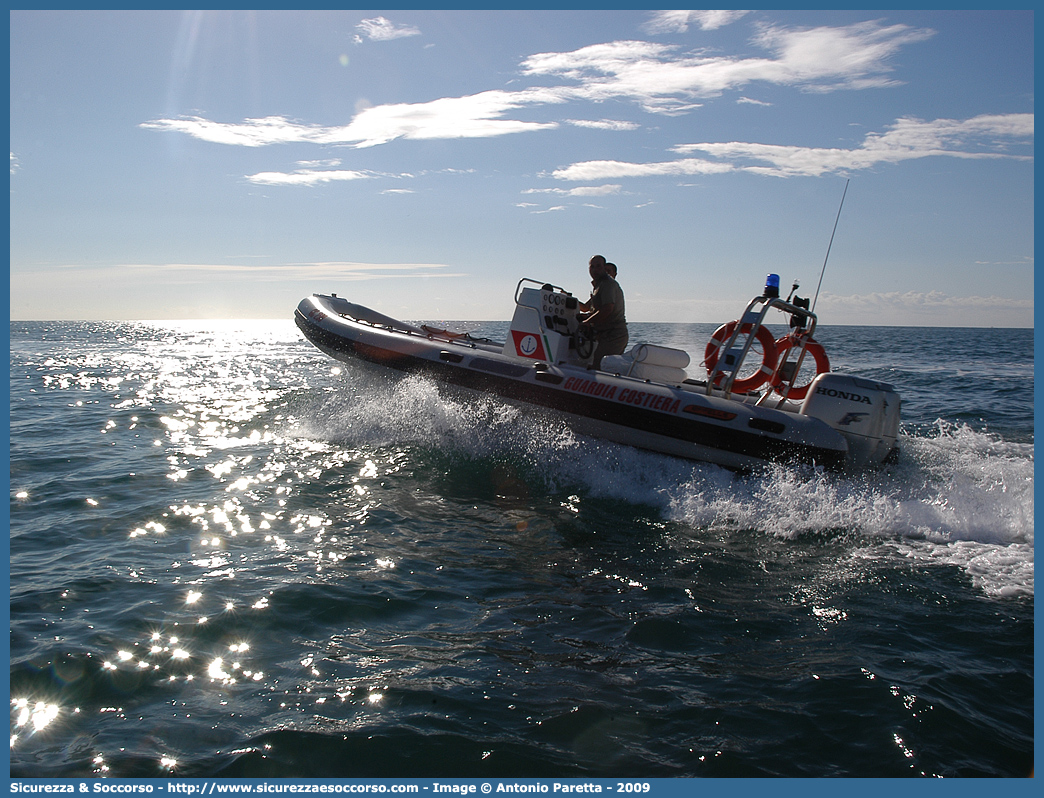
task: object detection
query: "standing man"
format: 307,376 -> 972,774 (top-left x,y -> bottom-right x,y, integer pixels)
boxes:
578,255 -> 628,368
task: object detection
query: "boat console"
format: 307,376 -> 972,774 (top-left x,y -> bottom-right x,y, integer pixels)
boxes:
503,279 -> 586,365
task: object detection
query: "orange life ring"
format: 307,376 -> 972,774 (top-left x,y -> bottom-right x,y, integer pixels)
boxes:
704,321 -> 779,393
770,335 -> 830,400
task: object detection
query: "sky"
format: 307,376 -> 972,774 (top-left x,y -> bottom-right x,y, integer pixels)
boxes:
9,9 -> 1035,326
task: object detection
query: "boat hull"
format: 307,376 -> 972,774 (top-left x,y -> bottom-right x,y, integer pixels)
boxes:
295,294 -> 855,470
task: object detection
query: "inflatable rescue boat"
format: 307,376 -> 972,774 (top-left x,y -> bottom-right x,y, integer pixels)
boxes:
295,277 -> 900,470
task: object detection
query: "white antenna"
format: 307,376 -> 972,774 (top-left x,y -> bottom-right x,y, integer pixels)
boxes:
812,179 -> 850,312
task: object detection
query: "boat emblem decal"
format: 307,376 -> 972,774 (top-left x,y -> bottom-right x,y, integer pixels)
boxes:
511,330 -> 547,360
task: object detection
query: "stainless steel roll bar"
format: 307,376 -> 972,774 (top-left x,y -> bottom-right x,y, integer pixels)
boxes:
706,295 -> 819,400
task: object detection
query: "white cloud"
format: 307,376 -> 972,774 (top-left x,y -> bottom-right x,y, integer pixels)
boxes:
10,152 -> 19,174
338,89 -> 564,147
355,17 -> 420,43
143,88 -> 564,150
245,165 -> 475,186
283,261 -> 455,280
815,290 -> 1033,327
523,184 -> 622,197
973,256 -> 1033,266
142,18 -> 940,181
565,119 -> 641,131
553,113 -> 1032,181
630,289 -> 1032,327
737,96 -> 771,106
247,169 -> 379,186
143,19 -> 936,156
521,21 -> 935,113
140,115 -> 315,147
551,158 -> 735,181
41,260 -> 457,283
643,10 -> 752,35
751,21 -> 935,92
671,113 -> 1034,177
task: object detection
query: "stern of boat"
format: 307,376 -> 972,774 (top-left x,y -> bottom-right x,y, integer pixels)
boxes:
800,373 -> 901,467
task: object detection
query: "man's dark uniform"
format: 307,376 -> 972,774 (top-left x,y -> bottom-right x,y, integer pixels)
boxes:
589,274 -> 628,367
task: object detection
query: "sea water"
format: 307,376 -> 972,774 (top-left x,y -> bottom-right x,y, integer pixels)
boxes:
8,320 -> 1033,777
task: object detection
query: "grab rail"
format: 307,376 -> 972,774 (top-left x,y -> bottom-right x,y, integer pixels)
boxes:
514,277 -> 573,305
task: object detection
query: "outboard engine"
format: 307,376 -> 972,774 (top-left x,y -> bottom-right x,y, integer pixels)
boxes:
800,373 -> 901,466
